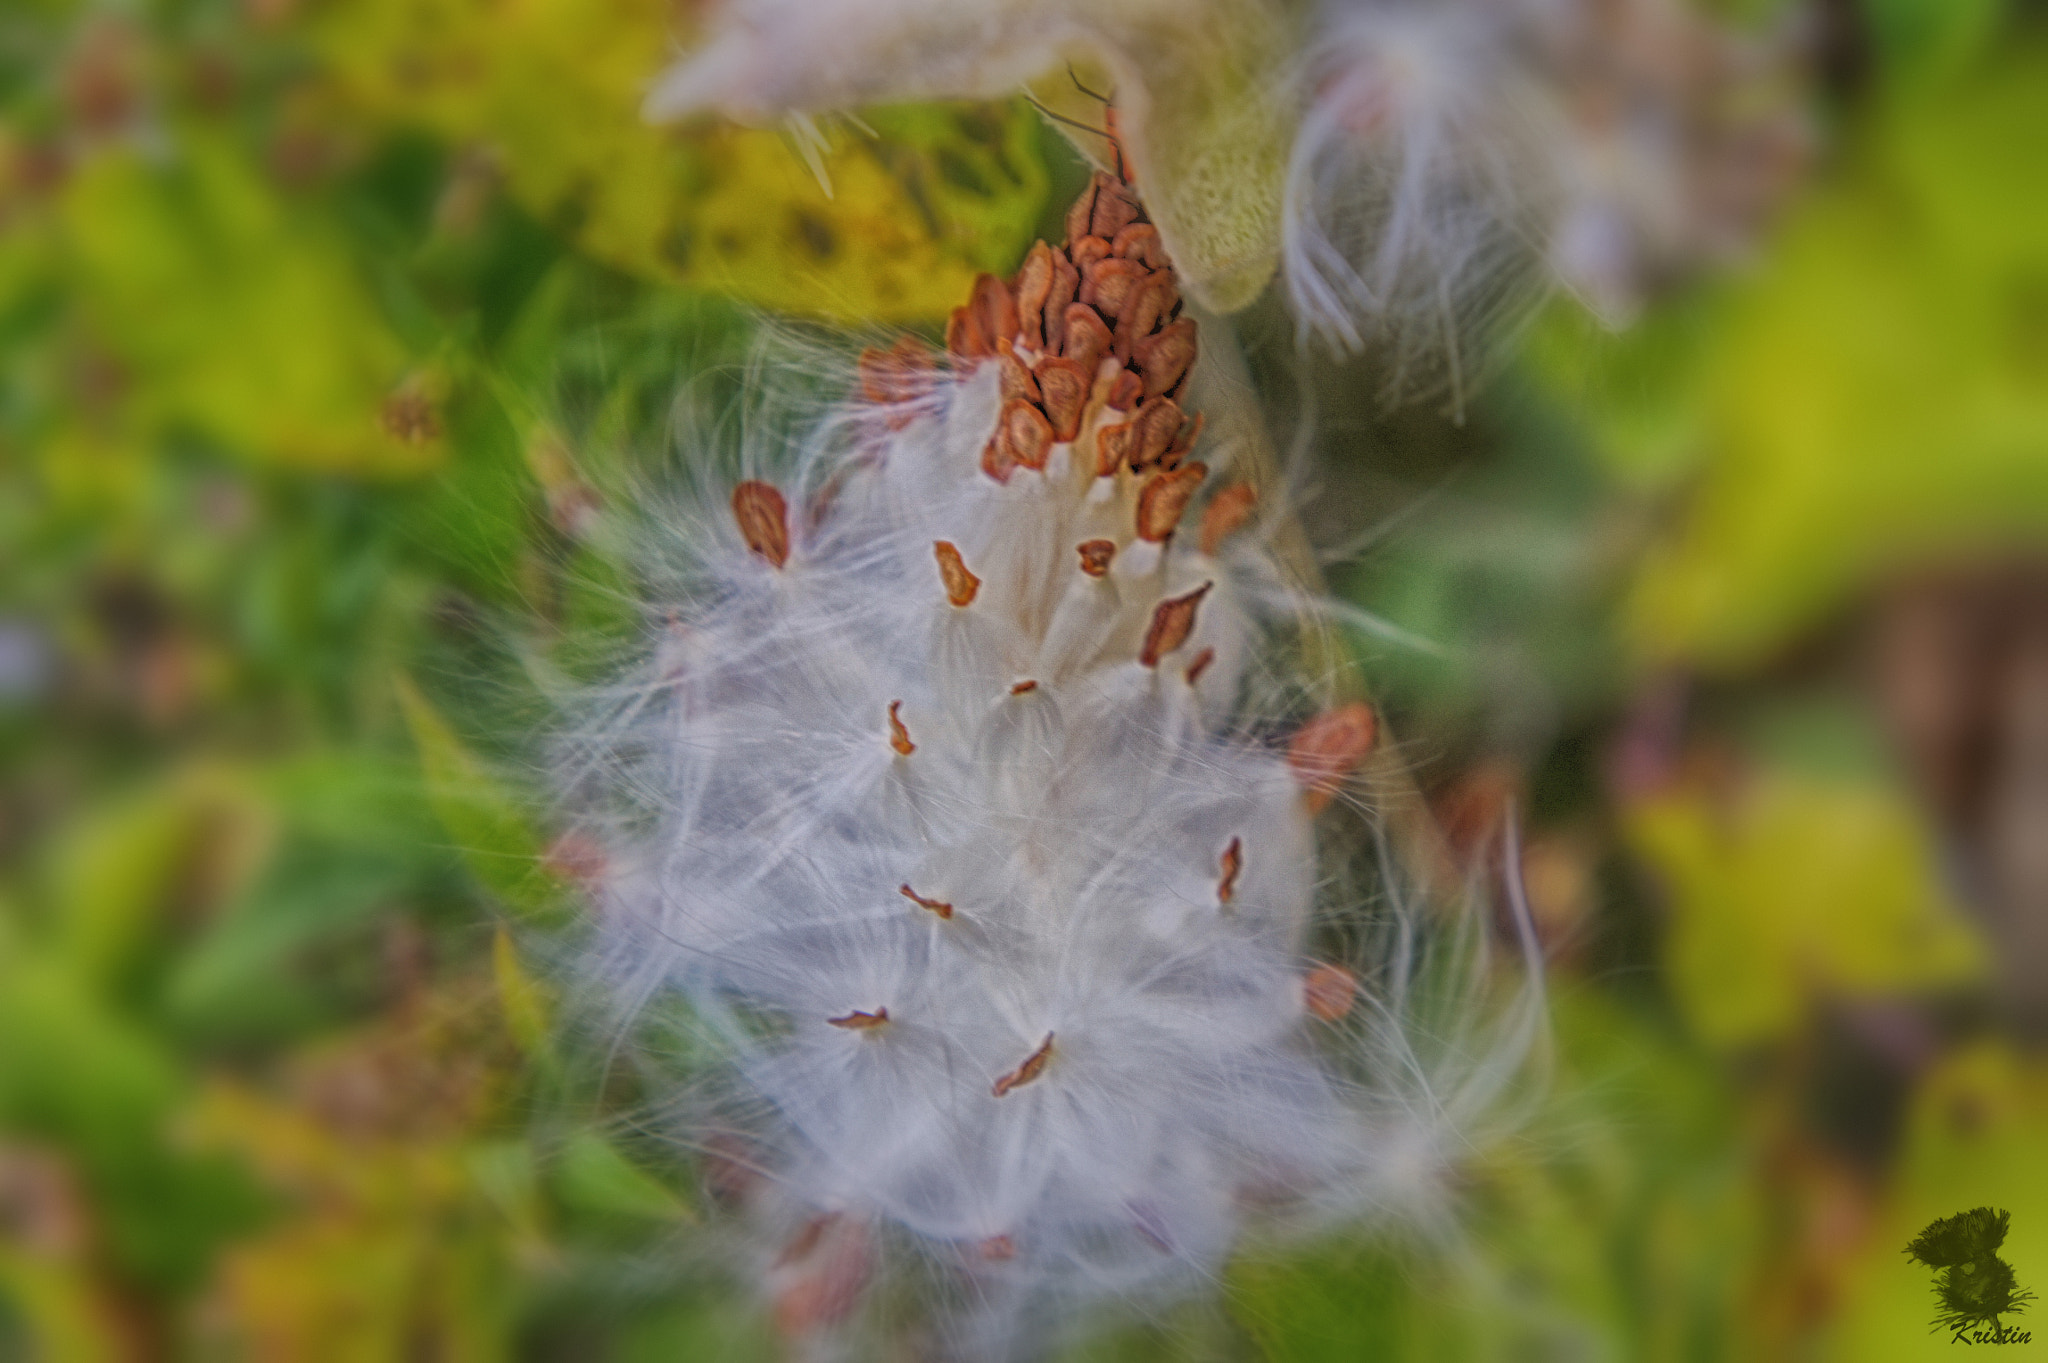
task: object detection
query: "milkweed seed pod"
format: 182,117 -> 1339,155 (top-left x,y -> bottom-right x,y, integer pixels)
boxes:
645,0 -> 1299,314
652,0 -> 1809,405
562,171 -> 1538,1356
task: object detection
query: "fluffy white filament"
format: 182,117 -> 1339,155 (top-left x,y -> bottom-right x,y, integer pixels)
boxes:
560,186 -> 1537,1354
1285,0 -> 1812,399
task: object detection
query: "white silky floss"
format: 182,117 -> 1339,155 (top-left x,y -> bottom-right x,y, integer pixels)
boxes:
567,176 -> 1501,1351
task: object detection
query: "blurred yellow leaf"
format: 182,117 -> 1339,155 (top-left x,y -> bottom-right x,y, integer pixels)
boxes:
311,0 -> 1049,322
60,139 -> 440,478
1628,771 -> 1984,1049
1623,48 -> 2048,668
1826,1044 -> 2048,1358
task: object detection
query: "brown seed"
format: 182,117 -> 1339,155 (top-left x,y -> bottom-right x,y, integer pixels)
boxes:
888,700 -> 916,756
857,336 -> 935,413
1110,222 -> 1163,267
977,1234 -> 1016,1261
856,337 -> 937,427
1140,581 -> 1213,667
971,273 -> 1019,349
1184,647 -> 1216,685
1199,483 -> 1258,555
1044,249 -> 1080,354
1070,235 -> 1112,273
1076,539 -> 1116,577
1163,411 -> 1205,467
1218,836 -> 1243,904
1033,357 -> 1091,441
1009,679 -> 1039,695
1287,703 -> 1378,813
1113,272 -> 1171,365
1089,173 -> 1140,239
732,481 -> 790,568
1127,398 -> 1186,471
933,540 -> 980,607
1135,317 -> 1197,400
996,338 -> 1040,404
1014,242 -> 1054,350
777,1213 -> 840,1267
1106,369 -> 1144,412
1080,257 -> 1146,320
1303,963 -> 1358,1021
899,884 -> 953,919
1065,179 -> 1099,246
992,1033 -> 1055,1096
828,1007 -> 890,1030
1094,421 -> 1130,477
1061,304 -> 1112,377
946,304 -> 991,363
980,399 -> 1054,484
1136,462 -> 1207,542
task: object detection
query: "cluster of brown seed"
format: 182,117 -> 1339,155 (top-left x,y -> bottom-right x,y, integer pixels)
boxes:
859,170 -> 1205,493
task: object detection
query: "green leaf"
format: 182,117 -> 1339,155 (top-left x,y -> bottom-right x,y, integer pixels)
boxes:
394,673 -> 565,922
553,1131 -> 691,1223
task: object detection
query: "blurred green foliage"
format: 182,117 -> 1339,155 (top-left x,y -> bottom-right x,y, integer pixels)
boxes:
0,0 -> 2043,1359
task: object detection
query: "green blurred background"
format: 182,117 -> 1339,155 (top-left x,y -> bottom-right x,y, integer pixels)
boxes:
1,0 -> 2044,1358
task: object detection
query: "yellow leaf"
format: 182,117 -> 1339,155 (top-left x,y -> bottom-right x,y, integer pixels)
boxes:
310,0 -> 1050,322
1628,771 -> 1984,1049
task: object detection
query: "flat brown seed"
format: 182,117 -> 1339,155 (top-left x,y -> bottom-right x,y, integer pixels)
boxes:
1287,703 -> 1378,813
1033,357 -> 1090,441
1044,250 -> 1080,353
1128,397 -> 1186,471
777,1214 -> 839,1267
857,337 -> 936,414
887,700 -> 916,756
1113,272 -> 1170,365
1110,222 -> 1163,267
899,883 -> 953,919
1081,257 -> 1146,321
996,339 -> 1041,404
980,434 -> 1017,484
1077,539 -> 1116,577
1070,235 -> 1111,273
1106,369 -> 1144,412
991,1033 -> 1055,1096
1089,174 -> 1140,239
971,273 -> 1019,350
1014,242 -> 1054,350
947,302 -> 992,362
1094,421 -> 1131,477
732,481 -> 790,568
1163,411 -> 1205,468
828,1007 -> 890,1030
1218,836 -> 1243,903
1061,303 -> 1112,377
1134,317 -> 1197,400
1140,581 -> 1213,667
1199,483 -> 1258,555
1009,679 -> 1039,695
1303,963 -> 1358,1021
1065,179 -> 1099,246
1184,647 -> 1216,685
1136,462 -> 1207,542
933,540 -> 980,607
1001,399 -> 1054,472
